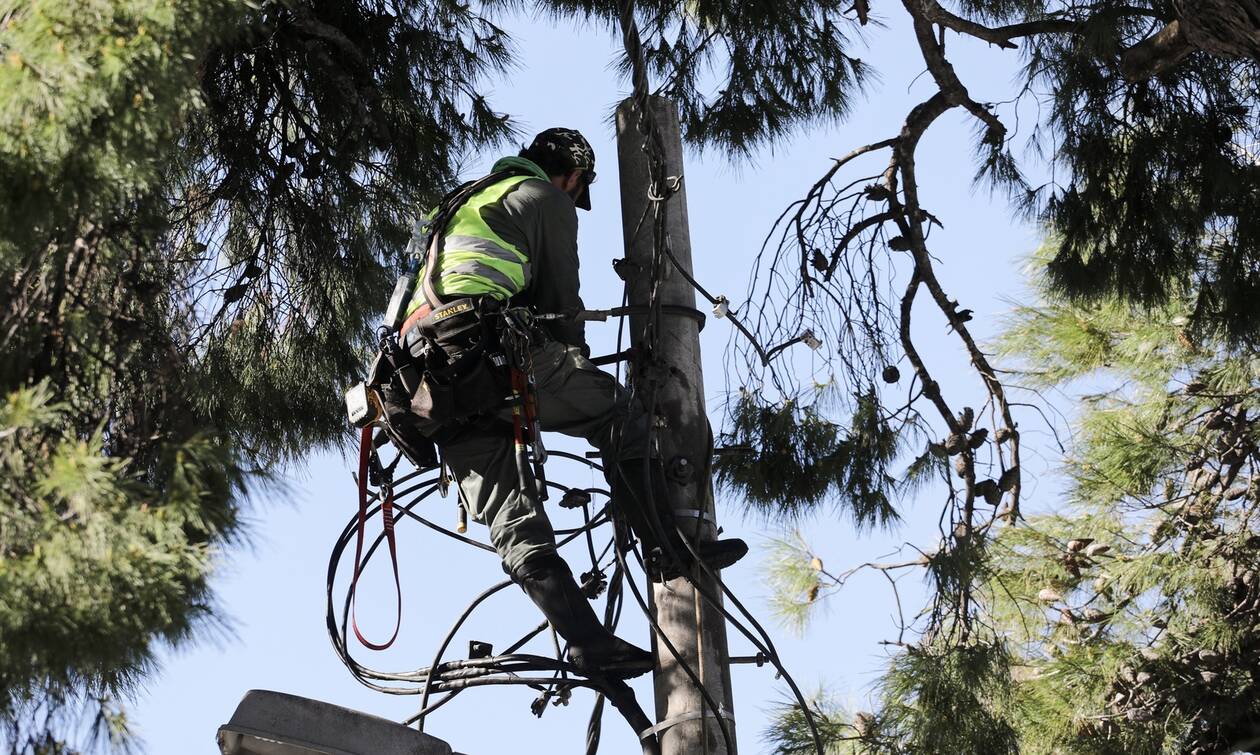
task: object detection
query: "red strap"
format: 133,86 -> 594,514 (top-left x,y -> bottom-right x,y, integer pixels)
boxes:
351,425 -> 402,651
398,302 -> 432,339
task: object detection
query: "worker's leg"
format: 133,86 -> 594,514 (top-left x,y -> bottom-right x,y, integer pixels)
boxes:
439,425 -> 558,576
528,340 -> 647,459
527,341 -> 690,564
528,339 -> 748,578
439,420 -> 652,677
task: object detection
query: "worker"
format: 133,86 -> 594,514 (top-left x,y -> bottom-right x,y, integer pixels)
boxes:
398,128 -> 747,678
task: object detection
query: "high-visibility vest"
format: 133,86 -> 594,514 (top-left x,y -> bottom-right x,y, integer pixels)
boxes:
405,174 -> 535,316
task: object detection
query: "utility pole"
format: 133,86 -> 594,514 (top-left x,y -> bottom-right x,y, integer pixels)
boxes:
615,95 -> 737,755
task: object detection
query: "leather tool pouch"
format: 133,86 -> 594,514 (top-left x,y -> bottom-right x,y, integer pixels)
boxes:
408,299 -> 507,425
367,343 -> 439,469
409,360 -> 503,425
380,382 -> 440,469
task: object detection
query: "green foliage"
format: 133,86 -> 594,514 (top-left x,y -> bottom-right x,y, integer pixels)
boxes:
578,0 -> 1260,345
715,385 -> 906,530
171,0 -> 516,458
999,241 -> 1197,388
762,689 -> 862,755
1026,10 -> 1260,343
0,0 -> 239,252
4,695 -> 137,755
0,0 -> 514,749
876,640 -> 1018,755
957,0 -> 1047,24
498,0 -> 870,156
762,248 -> 1260,753
1,384 -> 246,753
656,0 -> 871,154
765,639 -> 1018,755
981,252 -> 1260,753
762,533 -> 828,636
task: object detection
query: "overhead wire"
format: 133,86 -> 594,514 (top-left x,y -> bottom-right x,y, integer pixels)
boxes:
329,453 -> 662,750
334,355 -> 822,751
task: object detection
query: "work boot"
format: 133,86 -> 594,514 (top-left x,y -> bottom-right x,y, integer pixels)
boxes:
514,555 -> 654,678
611,458 -> 750,580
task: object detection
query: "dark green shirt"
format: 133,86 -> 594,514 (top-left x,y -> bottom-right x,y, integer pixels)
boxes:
480,156 -> 588,353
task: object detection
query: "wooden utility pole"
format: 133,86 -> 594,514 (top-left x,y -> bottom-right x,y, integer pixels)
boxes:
615,95 -> 737,755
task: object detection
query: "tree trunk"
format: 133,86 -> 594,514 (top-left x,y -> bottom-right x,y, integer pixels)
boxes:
1178,0 -> 1260,60
1121,0 -> 1260,81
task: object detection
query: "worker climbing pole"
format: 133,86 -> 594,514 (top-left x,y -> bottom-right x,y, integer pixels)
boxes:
321,2 -> 830,751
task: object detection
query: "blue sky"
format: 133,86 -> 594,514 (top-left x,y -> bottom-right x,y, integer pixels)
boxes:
131,6 -> 1057,754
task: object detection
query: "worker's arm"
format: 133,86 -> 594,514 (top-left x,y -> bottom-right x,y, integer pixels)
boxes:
496,179 -> 589,355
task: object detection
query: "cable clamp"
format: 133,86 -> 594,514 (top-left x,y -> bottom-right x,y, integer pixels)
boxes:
712,296 -> 729,319
639,706 -> 733,741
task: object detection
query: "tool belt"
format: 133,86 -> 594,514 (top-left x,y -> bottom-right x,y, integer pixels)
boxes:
346,169 -> 537,482
403,296 -> 514,427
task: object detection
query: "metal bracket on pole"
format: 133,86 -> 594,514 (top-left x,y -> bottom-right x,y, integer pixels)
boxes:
672,508 -> 715,526
638,708 -> 736,741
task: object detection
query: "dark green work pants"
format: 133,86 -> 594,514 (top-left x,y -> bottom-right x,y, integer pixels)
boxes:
439,339 -> 649,575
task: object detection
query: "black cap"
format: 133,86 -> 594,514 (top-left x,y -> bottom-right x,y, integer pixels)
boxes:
523,127 -> 596,210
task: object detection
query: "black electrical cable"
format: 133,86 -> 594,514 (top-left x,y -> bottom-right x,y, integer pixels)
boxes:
548,448 -> 603,471
658,244 -> 774,368
330,453 -> 659,749
336,406 -> 819,752
339,469 -> 818,749
402,618 -> 549,725
331,481 -> 608,687
585,558 -> 628,755
416,579 -> 514,728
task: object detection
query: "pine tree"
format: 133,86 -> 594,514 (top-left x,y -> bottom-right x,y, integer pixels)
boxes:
983,247 -> 1260,754
573,1 -> 1260,751
754,245 -> 1260,753
0,0 -> 511,750
6,0 -> 1257,750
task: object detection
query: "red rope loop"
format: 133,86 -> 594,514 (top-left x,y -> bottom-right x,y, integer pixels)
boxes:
351,425 -> 403,651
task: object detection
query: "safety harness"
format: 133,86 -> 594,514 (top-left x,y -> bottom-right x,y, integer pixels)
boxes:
344,167 -> 547,650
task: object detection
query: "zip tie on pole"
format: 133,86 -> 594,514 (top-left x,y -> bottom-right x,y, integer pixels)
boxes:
638,707 -> 735,741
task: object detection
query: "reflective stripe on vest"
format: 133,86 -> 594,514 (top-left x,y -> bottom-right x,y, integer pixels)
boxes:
405,175 -> 534,316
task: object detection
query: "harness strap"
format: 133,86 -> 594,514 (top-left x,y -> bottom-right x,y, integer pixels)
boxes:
419,168 -> 529,312
351,425 -> 403,651
399,302 -> 432,339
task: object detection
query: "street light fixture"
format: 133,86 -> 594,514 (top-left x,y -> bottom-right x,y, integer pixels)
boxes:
218,690 -> 459,755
